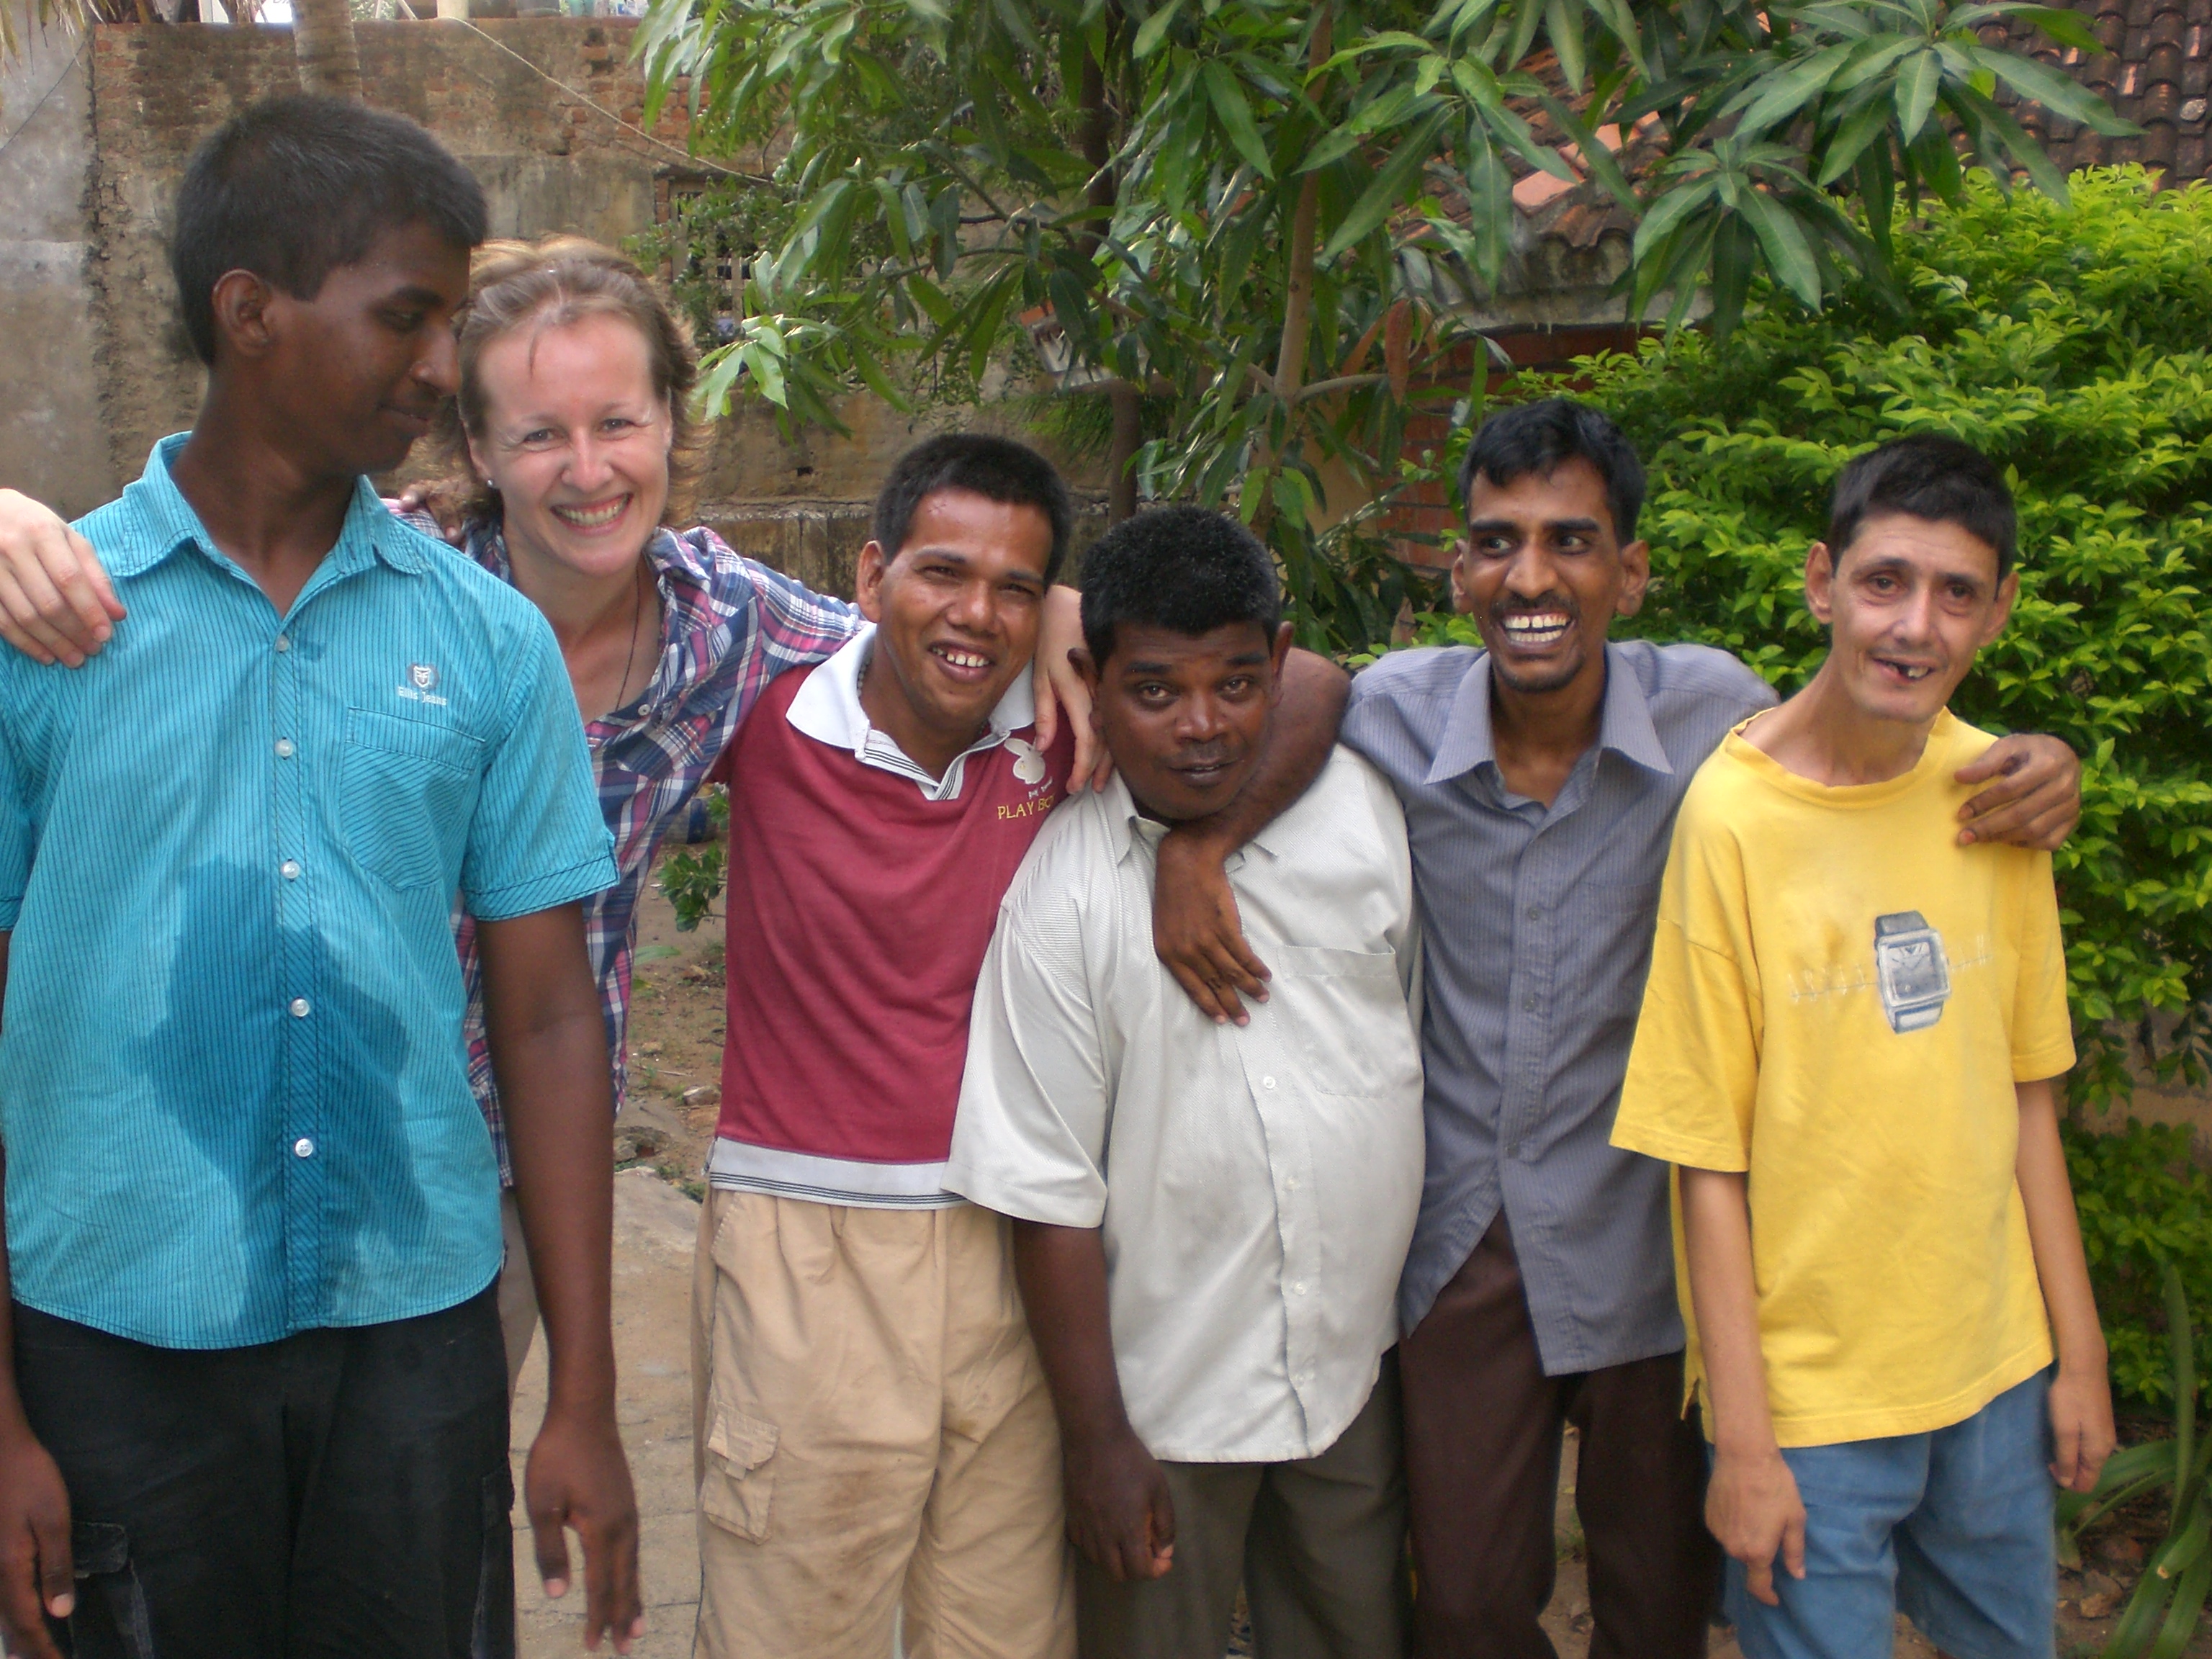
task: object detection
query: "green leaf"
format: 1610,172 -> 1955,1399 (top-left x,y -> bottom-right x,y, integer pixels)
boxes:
1535,91 -> 1635,208
1203,60 -> 1276,179
1740,189 -> 1823,308
1632,177 -> 1719,262
1894,48 -> 1941,143
851,348 -> 912,414
905,274 -> 956,327
1543,0 -> 1586,91
1708,211 -> 1756,339
2151,1550 -> 2211,1659
1321,112 -> 1450,258
1952,3 -> 2105,55
1133,0 -> 1182,59
1735,41 -> 1855,139
1461,122 -> 1516,282
1817,95 -> 1897,186
1975,45 -> 2142,135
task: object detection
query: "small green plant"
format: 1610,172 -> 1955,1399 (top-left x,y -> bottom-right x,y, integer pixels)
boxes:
2059,1264 -> 2212,1655
655,785 -> 730,933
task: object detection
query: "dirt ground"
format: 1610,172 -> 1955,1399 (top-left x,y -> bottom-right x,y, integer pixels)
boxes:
515,846 -> 2212,1659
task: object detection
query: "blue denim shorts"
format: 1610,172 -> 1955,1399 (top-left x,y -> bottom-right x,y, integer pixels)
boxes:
1722,1368 -> 2056,1659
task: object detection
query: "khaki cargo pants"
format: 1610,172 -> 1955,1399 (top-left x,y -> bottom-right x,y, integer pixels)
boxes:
691,1190 -> 1076,1659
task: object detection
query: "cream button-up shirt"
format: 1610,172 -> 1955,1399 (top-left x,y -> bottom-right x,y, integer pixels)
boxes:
946,747 -> 1425,1464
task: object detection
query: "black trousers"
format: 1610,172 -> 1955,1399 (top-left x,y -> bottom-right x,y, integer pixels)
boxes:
1398,1218 -> 1718,1659
12,1284 -> 513,1659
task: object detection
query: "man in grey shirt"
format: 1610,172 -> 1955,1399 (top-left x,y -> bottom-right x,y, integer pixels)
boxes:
1339,398 -> 2084,1659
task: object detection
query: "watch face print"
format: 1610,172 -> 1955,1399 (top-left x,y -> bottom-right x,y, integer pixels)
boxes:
1873,910 -> 1951,1033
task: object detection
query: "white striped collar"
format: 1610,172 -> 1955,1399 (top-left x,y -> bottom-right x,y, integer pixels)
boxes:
786,622 -> 1035,801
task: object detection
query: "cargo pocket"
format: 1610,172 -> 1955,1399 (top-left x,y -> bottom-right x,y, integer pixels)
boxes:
698,1408 -> 778,1543
68,1521 -> 156,1659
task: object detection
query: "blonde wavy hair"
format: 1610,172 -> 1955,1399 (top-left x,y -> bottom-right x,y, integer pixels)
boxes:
430,235 -> 703,527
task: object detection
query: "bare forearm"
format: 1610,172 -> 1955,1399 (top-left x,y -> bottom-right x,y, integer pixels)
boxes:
1011,1220 -> 1133,1443
1681,1166 -> 1778,1455
2015,1078 -> 2106,1368
479,909 -> 619,1413
1176,647 -> 1346,853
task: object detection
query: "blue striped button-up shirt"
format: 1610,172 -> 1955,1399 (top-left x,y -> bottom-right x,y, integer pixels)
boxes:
1343,639 -> 1773,1374
0,438 -> 617,1349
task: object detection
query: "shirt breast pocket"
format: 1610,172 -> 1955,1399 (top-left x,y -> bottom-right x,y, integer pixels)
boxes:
340,709 -> 485,892
1269,943 -> 1422,1100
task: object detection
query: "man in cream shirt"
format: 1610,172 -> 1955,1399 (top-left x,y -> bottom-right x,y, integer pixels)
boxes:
948,506 -> 1424,1659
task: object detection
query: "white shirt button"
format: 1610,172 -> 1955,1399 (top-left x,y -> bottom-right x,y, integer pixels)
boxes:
1292,1281 -> 1308,1295
280,860 -> 301,881
1285,1176 -> 1299,1192
274,634 -> 291,653
293,1137 -> 315,1159
1262,1076 -> 1277,1090
274,738 -> 295,758
289,997 -> 310,1017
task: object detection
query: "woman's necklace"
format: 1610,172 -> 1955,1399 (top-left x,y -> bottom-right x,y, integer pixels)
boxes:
611,559 -> 648,714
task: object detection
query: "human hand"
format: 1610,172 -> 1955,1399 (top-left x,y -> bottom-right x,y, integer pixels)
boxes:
525,1400 -> 644,1653
1034,586 -> 1110,793
1154,829 -> 1267,1026
1707,1442 -> 1806,1608
391,483 -> 469,547
0,489 -> 122,668
2049,1361 -> 2117,1493
1956,734 -> 2081,850
0,1421 -> 72,1659
1063,1425 -> 1175,1583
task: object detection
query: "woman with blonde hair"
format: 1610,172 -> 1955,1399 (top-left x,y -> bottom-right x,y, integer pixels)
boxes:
412,236 -> 1102,1379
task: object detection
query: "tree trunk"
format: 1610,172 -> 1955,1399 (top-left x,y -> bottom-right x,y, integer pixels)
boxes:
1271,7 -> 1334,407
1107,383 -> 1141,523
292,0 -> 361,99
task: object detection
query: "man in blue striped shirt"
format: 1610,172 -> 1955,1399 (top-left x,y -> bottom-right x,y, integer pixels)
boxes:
0,98 -> 640,1659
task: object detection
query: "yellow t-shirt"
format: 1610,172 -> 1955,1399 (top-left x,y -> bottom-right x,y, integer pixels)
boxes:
1611,709 -> 2076,1447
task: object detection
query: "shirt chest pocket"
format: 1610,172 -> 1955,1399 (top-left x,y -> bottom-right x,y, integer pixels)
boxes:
1270,943 -> 1423,1100
340,709 -> 485,891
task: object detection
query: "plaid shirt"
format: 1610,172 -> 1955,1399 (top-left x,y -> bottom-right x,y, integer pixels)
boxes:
424,515 -> 861,1182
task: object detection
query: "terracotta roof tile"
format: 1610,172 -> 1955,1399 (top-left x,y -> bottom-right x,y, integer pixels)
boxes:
1982,0 -> 2212,181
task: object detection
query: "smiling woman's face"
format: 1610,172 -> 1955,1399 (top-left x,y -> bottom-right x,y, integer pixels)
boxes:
466,309 -> 672,580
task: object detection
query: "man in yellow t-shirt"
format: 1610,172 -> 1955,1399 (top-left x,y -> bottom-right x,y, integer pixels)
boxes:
1611,434 -> 2114,1659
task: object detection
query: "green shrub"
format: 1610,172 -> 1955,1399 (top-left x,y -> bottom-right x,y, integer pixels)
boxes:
1452,168 -> 2212,1104
2067,1119 -> 2212,1410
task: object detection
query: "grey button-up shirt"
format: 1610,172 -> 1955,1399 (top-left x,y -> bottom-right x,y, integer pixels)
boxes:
1342,639 -> 1773,1374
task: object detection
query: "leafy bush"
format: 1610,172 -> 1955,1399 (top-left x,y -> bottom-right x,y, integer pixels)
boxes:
2067,1120 -> 2212,1411
1478,168 -> 2212,1104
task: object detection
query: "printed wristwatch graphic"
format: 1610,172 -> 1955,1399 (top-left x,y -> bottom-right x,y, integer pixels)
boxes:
1874,911 -> 1951,1033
